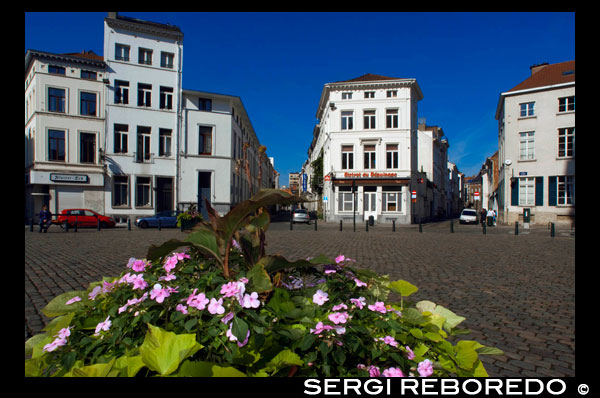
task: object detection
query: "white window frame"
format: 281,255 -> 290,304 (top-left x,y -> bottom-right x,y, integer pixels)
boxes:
112,175 -> 130,208
382,188 -> 402,213
520,102 -> 535,117
386,109 -> 399,129
364,91 -> 375,99
341,92 -> 353,100
135,175 -> 153,208
558,96 -> 575,113
386,144 -> 399,169
337,186 -> 354,212
386,90 -> 397,98
363,110 -> 376,130
557,175 -> 575,205
519,131 -> 535,160
115,43 -> 130,62
341,111 -> 354,130
558,127 -> 574,158
341,145 -> 354,170
518,177 -> 535,206
363,145 -> 376,170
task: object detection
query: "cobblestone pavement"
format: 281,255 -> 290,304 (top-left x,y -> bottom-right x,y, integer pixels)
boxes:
25,219 -> 575,377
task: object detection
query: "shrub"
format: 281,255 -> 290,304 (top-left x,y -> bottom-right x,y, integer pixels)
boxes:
25,189 -> 502,377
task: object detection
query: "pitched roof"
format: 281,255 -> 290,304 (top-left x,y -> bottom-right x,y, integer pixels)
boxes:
62,50 -> 104,62
508,60 -> 575,92
333,73 -> 407,83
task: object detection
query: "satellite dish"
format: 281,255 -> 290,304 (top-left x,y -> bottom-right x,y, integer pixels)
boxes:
505,159 -> 512,166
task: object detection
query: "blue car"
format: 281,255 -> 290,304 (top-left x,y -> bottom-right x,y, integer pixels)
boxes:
135,210 -> 178,228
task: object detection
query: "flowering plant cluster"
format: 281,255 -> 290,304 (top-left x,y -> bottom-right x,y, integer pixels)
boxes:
25,189 -> 502,377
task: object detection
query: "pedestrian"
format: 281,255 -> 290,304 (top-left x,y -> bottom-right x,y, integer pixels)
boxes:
487,208 -> 495,227
480,208 -> 487,226
39,205 -> 52,233
493,209 -> 497,226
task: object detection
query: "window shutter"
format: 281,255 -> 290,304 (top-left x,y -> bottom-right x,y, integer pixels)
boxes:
548,176 -> 557,206
511,179 -> 518,206
535,177 -> 543,206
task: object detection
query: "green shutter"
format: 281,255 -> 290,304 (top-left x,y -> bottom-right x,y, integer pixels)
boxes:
511,179 -> 518,206
548,176 -> 557,206
535,177 -> 543,206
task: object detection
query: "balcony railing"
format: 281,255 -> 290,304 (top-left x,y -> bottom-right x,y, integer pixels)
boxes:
133,152 -> 154,164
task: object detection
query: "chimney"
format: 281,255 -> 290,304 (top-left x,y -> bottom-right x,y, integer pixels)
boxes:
107,12 -> 118,19
530,62 -> 549,76
418,117 -> 426,130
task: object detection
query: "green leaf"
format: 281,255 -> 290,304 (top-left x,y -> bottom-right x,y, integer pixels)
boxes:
300,333 -> 316,351
267,349 -> 304,369
185,229 -> 221,260
416,300 -> 466,332
25,333 -> 48,358
389,280 -> 418,297
211,365 -> 247,377
402,308 -> 428,325
476,346 -> 504,356
246,263 -> 273,293
231,317 -> 249,342
66,358 -> 116,377
146,239 -> 191,262
454,346 -> 478,370
114,355 -> 146,377
258,255 -> 314,274
177,360 -> 215,377
41,290 -> 87,318
471,360 -> 489,377
424,332 -> 443,342
42,312 -> 75,337
139,324 -> 203,376
410,328 -> 424,339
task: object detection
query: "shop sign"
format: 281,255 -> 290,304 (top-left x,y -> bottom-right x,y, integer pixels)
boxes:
343,172 -> 398,178
50,173 -> 89,183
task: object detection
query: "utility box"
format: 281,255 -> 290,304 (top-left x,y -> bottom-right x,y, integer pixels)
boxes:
523,208 -> 531,223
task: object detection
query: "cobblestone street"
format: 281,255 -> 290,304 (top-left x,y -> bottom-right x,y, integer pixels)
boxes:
25,219 -> 575,377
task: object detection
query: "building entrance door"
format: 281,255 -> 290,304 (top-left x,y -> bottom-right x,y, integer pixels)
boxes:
156,177 -> 173,213
198,172 -> 212,220
363,190 -> 377,221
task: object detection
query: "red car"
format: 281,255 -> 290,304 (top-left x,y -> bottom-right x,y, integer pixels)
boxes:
55,209 -> 116,228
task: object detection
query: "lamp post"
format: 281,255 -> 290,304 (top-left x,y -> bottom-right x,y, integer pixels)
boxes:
352,180 -> 356,232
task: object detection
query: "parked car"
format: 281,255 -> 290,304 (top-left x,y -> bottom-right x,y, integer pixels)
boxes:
292,209 -> 310,224
56,209 -> 116,228
135,210 -> 178,228
459,208 -> 478,225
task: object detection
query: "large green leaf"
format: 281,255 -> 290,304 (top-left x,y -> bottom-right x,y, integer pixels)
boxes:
114,355 -> 146,377
41,290 -> 87,318
389,280 -> 418,297
211,365 -> 247,377
246,263 -> 273,293
185,229 -> 221,259
416,300 -> 466,332
65,358 -> 117,377
265,349 -> 304,373
258,255 -> 314,274
25,334 -> 48,359
139,324 -> 203,376
231,317 -> 249,342
42,312 -> 75,337
177,360 -> 215,377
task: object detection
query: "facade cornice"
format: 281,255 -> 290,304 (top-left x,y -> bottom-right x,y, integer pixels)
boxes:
105,17 -> 183,41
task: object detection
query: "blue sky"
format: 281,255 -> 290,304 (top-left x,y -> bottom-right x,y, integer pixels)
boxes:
25,12 -> 575,186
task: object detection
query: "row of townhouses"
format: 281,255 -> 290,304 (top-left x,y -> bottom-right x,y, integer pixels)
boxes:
472,61 -> 575,226
25,12 -> 278,223
298,74 -> 464,225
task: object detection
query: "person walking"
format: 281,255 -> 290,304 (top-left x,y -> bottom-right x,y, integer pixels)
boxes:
39,205 -> 52,233
480,208 -> 487,226
487,208 -> 495,227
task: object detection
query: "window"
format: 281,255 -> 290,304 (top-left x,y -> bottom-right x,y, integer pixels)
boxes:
114,80 -> 129,104
159,86 -> 173,110
48,65 -> 65,75
48,129 -> 65,161
135,177 -> 152,207
198,98 -> 212,111
386,144 -> 399,169
341,145 -> 354,170
48,87 -> 66,113
115,44 -> 130,61
519,177 -> 535,206
113,175 -> 129,207
160,51 -> 174,68
364,91 -> 375,99
386,109 -> 399,129
519,131 -> 535,160
386,90 -> 397,98
80,92 -> 97,116
81,70 -> 97,80
558,96 -> 575,112
341,111 -> 354,130
364,110 -> 376,129
382,186 -> 402,212
136,126 -> 152,163
199,126 -> 212,155
138,83 -> 152,107
338,186 -> 354,212
364,145 -> 376,169
558,127 -> 574,158
557,176 -> 575,205
520,102 -> 535,117
80,132 -> 96,163
114,124 -> 128,153
342,92 -> 352,100
138,48 -> 153,65
159,129 -> 172,157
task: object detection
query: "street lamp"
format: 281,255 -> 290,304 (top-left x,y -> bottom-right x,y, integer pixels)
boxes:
352,180 -> 356,232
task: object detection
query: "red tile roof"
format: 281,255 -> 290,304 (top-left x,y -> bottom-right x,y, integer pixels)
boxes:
333,73 -> 407,83
62,50 -> 104,62
508,60 -> 575,92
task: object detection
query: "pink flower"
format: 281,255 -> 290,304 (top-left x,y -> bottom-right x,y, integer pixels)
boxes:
150,286 -> 171,303
65,296 -> 81,305
220,281 -> 245,299
381,335 -> 399,347
94,316 -> 111,336
328,312 -> 349,324
334,326 -> 346,335
208,298 -> 225,315
383,367 -> 405,377
310,321 -> 333,335
354,278 -> 367,287
312,289 -> 329,306
102,280 -> 115,294
57,327 -> 71,339
164,256 -> 179,273
43,337 -> 67,352
221,312 -> 234,324
88,286 -> 102,300
240,292 -> 260,309
176,304 -> 188,315
405,346 -> 415,360
187,290 -> 209,310
350,297 -> 366,309
131,259 -> 149,273
238,277 -> 249,284
174,252 -> 190,261
368,301 -> 387,314
368,365 -> 380,377
159,273 -> 176,282
417,359 -> 434,377
335,254 -> 345,264
131,274 -> 149,290
332,303 -> 348,311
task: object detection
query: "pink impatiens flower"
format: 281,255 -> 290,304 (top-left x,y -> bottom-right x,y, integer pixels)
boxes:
163,256 -> 179,273
150,285 -> 171,303
368,301 -> 387,314
328,312 -> 349,325
43,337 -> 67,352
383,367 -> 405,377
350,297 -> 366,309
131,274 -> 149,290
88,285 -> 102,300
332,303 -> 348,311
57,327 -> 71,339
240,292 -> 260,309
131,259 -> 149,273
417,359 -> 434,377
94,316 -> 111,336
226,325 -> 250,347
312,289 -> 329,306
208,298 -> 225,315
368,365 -> 381,377
310,321 -> 333,335
176,304 -> 188,315
354,278 -> 367,287
65,296 -> 81,305
335,254 -> 345,264
220,281 -> 245,299
187,289 -> 209,310
378,335 -> 398,347
405,346 -> 415,360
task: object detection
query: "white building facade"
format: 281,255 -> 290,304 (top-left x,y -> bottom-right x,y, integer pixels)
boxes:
311,74 -> 425,224
495,61 -> 575,225
102,13 -> 183,221
25,50 -> 108,221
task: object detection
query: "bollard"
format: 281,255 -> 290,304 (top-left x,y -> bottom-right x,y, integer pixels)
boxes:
392,220 -> 395,232
74,216 -> 78,233
290,218 -> 293,230
314,218 -> 317,231
97,218 -> 101,231
515,221 -> 519,236
64,221 -> 69,232
551,222 -> 555,238
340,220 -> 342,231
419,222 -> 422,233
30,218 -> 34,232
180,219 -> 184,232
158,218 -> 161,231
128,218 -> 132,231
366,221 -> 369,232
482,222 -> 486,235
450,219 -> 454,233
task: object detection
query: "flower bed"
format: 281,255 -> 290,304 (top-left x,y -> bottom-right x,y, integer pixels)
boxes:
25,189 -> 502,377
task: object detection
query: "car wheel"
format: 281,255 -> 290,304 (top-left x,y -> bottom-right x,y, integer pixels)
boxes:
139,221 -> 148,229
